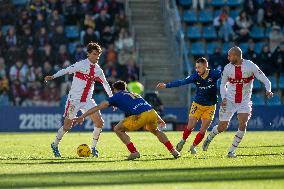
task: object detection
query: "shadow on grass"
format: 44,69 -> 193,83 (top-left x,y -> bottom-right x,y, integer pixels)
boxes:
0,165 -> 284,188
238,153 -> 284,157
239,144 -> 284,148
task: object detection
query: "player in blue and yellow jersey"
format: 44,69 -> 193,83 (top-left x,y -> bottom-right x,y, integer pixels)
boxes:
156,57 -> 221,154
73,80 -> 180,160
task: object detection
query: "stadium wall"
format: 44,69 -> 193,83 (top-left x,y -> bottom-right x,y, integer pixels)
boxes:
0,106 -> 284,132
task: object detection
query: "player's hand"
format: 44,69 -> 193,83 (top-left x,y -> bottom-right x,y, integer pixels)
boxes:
158,119 -> 166,128
73,117 -> 85,125
156,82 -> 166,89
266,91 -> 273,99
44,75 -> 54,82
220,98 -> 227,111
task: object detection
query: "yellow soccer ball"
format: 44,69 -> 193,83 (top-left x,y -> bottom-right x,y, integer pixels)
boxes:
77,144 -> 91,157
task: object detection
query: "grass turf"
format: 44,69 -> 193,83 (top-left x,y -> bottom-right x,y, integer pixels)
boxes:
0,131 -> 283,189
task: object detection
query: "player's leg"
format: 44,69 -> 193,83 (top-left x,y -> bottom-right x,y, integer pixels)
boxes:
113,120 -> 140,160
176,102 -> 200,152
88,111 -> 104,157
227,113 -> 250,158
51,100 -> 78,157
149,128 -> 180,158
190,105 -> 215,154
190,118 -> 211,154
203,101 -> 235,151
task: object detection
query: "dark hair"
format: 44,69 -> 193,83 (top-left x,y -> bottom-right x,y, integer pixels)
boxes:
112,80 -> 127,91
86,42 -> 102,54
196,57 -> 208,65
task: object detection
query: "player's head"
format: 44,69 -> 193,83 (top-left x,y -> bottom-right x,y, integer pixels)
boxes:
228,46 -> 242,65
87,42 -> 102,63
112,80 -> 127,93
195,57 -> 208,76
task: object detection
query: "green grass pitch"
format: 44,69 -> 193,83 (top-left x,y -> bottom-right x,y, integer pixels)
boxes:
0,131 -> 283,189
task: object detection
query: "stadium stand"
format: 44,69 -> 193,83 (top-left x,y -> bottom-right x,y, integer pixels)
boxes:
176,0 -> 284,105
0,0 -> 139,106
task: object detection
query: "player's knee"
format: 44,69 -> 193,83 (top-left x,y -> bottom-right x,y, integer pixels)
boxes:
218,122 -> 228,132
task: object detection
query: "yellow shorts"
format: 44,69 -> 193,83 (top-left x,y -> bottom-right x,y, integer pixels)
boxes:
122,109 -> 158,131
189,102 -> 216,120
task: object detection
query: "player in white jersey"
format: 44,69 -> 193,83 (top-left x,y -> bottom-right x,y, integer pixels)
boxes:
202,46 -> 273,158
44,42 -> 113,157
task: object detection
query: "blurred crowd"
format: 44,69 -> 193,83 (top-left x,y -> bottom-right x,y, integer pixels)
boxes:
0,0 -> 140,107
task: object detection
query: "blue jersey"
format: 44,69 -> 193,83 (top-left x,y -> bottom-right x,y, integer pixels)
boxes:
166,69 -> 221,106
107,91 -> 153,115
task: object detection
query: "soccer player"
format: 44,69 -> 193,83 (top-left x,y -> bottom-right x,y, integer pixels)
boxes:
73,80 -> 180,160
156,57 -> 221,154
44,42 -> 113,158
202,46 -> 273,158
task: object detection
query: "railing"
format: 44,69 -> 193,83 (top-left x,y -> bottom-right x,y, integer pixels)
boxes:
160,0 -> 192,106
124,0 -> 145,88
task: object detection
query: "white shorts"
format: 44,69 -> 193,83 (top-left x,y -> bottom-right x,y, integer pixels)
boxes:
63,98 -> 98,119
219,100 -> 252,121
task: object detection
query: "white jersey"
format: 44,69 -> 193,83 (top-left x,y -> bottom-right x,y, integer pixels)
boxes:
220,59 -> 271,103
53,58 -> 112,102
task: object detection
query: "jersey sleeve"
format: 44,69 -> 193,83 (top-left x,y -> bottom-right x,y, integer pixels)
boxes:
251,62 -> 271,92
96,66 -> 113,97
165,74 -> 196,88
53,61 -> 81,78
106,94 -> 118,106
220,66 -> 229,100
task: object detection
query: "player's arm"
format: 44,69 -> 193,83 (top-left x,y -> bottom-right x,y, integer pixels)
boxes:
220,67 -> 228,106
156,75 -> 195,89
73,101 -> 110,124
97,67 -> 113,97
44,62 -> 81,81
252,63 -> 273,98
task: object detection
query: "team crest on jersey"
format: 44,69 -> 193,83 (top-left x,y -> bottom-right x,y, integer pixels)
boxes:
208,78 -> 213,82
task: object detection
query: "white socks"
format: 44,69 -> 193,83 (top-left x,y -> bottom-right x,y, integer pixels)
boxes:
91,127 -> 102,148
207,125 -> 219,141
229,129 -> 246,153
54,126 -> 67,146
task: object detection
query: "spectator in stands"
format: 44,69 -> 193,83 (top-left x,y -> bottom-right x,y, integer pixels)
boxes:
105,43 -> 117,63
257,45 -> 275,76
18,26 -> 33,49
47,10 -> 64,33
5,26 -> 17,49
115,28 -> 134,51
93,0 -> 109,14
208,47 -> 226,70
42,61 -> 54,79
0,89 -> 10,106
77,0 -> 93,20
95,9 -> 112,34
24,45 -> 38,68
34,27 -> 50,50
55,45 -> 70,65
51,25 -> 68,50
272,43 -> 284,75
11,79 -> 28,106
108,0 -> 124,22
42,81 -> 60,106
23,80 -> 43,107
114,11 -> 129,32
103,60 -> 119,83
62,0 -> 78,25
124,57 -> 139,81
47,0 -> 62,12
83,13 -> 95,30
73,44 -> 86,62
0,57 -> 7,79
101,26 -> 115,48
0,30 -> 7,55
269,25 -> 284,53
16,9 -> 32,35
262,0 -> 277,27
83,27 -> 100,46
9,59 -> 28,83
235,10 -> 252,42
38,43 -> 55,65
213,9 -> 235,42
33,13 -> 46,32
243,0 -> 263,25
29,0 -> 48,19
59,60 -> 72,97
192,0 -> 205,10
244,40 -> 258,63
